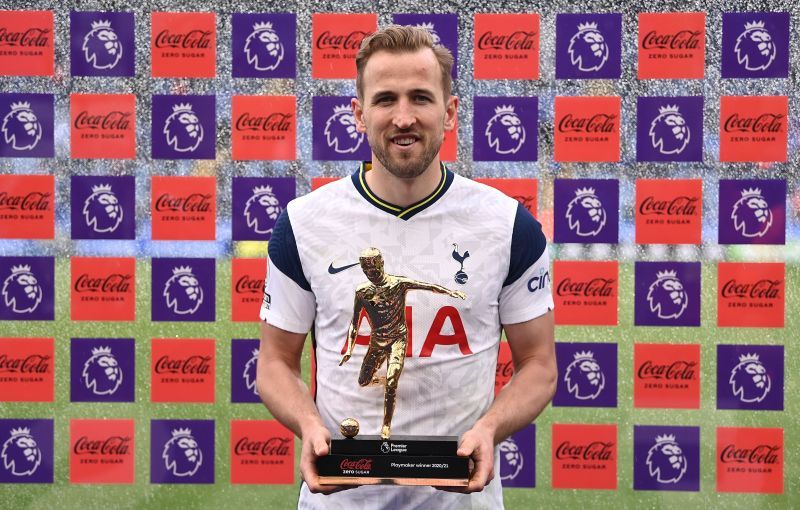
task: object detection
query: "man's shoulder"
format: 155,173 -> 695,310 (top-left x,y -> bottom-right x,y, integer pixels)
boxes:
286,176 -> 354,221
449,173 -> 520,208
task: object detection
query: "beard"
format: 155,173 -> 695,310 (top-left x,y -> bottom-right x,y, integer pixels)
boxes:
368,127 -> 443,179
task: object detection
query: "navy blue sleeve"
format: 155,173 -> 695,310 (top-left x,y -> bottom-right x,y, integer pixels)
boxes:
503,202 -> 547,287
268,210 -> 312,292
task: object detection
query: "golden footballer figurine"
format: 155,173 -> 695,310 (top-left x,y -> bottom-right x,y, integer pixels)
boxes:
340,247 -> 466,439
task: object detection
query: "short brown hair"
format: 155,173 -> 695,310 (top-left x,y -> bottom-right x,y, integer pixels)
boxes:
356,25 -> 454,101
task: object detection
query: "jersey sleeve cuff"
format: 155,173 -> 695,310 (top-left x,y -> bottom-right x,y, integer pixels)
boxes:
500,300 -> 553,326
261,311 -> 313,335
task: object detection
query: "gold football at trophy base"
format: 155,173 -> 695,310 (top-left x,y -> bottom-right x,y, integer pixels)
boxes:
339,418 -> 359,438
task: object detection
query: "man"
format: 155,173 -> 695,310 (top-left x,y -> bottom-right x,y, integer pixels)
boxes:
340,247 -> 467,439
258,25 -> 555,509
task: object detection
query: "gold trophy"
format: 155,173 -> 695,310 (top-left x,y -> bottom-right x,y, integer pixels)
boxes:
318,248 -> 469,486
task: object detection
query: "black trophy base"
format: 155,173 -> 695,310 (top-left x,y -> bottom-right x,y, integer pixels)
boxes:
318,435 -> 469,486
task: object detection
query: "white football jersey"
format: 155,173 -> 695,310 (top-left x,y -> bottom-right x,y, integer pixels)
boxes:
261,163 -> 553,509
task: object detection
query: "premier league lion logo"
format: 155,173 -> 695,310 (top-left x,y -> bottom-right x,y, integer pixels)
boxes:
244,348 -> 260,396
568,22 -> 608,72
414,22 -> 441,45
649,105 -> 690,155
485,105 -> 526,155
244,21 -> 284,71
1,428 -> 41,477
734,21 -> 776,71
2,265 -> 42,314
162,428 -> 203,477
324,105 -> 364,154
163,266 -> 204,315
82,346 -> 123,396
730,353 -> 771,403
566,187 -> 607,237
732,187 -> 773,238
564,350 -> 605,400
2,101 -> 42,151
83,184 -> 123,233
646,434 -> 688,484
244,186 -> 283,235
498,437 -> 524,481
163,103 -> 204,153
82,19 -> 123,70
647,270 -> 688,320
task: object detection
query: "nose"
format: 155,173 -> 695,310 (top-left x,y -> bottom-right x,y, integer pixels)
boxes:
392,99 -> 416,130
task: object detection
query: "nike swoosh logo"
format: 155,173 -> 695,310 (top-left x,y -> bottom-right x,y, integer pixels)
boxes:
328,262 -> 360,274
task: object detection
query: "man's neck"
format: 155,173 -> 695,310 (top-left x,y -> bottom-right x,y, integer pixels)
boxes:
364,160 -> 442,208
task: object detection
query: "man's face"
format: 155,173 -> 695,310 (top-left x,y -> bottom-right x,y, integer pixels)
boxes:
352,49 -> 457,179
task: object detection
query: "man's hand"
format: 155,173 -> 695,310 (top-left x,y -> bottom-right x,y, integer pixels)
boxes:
455,423 -> 495,493
450,290 -> 467,300
300,426 -> 349,494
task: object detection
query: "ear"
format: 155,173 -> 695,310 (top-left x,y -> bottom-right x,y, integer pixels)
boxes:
352,97 -> 367,133
444,95 -> 458,132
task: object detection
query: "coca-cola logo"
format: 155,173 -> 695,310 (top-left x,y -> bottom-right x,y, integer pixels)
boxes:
556,278 -> 615,297
154,29 -> 211,49
235,112 -> 293,132
721,279 -> 781,299
639,196 -> 698,216
558,113 -> 617,133
154,355 -> 211,375
339,458 -> 373,471
0,191 -> 51,211
0,353 -> 50,373
73,435 -> 131,456
0,27 -> 50,47
315,30 -> 369,50
637,360 -> 697,380
555,441 -> 614,461
74,111 -> 132,131
496,360 -> 513,378
723,113 -> 785,133
720,444 -> 780,465
74,273 -> 132,294
234,436 -> 291,456
154,193 -> 212,213
641,30 -> 701,50
235,275 -> 262,295
477,30 -> 537,50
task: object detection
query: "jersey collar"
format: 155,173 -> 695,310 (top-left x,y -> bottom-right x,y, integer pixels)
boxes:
351,162 -> 454,221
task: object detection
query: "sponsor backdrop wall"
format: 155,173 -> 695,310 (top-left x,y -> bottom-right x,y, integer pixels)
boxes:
0,0 -> 797,508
